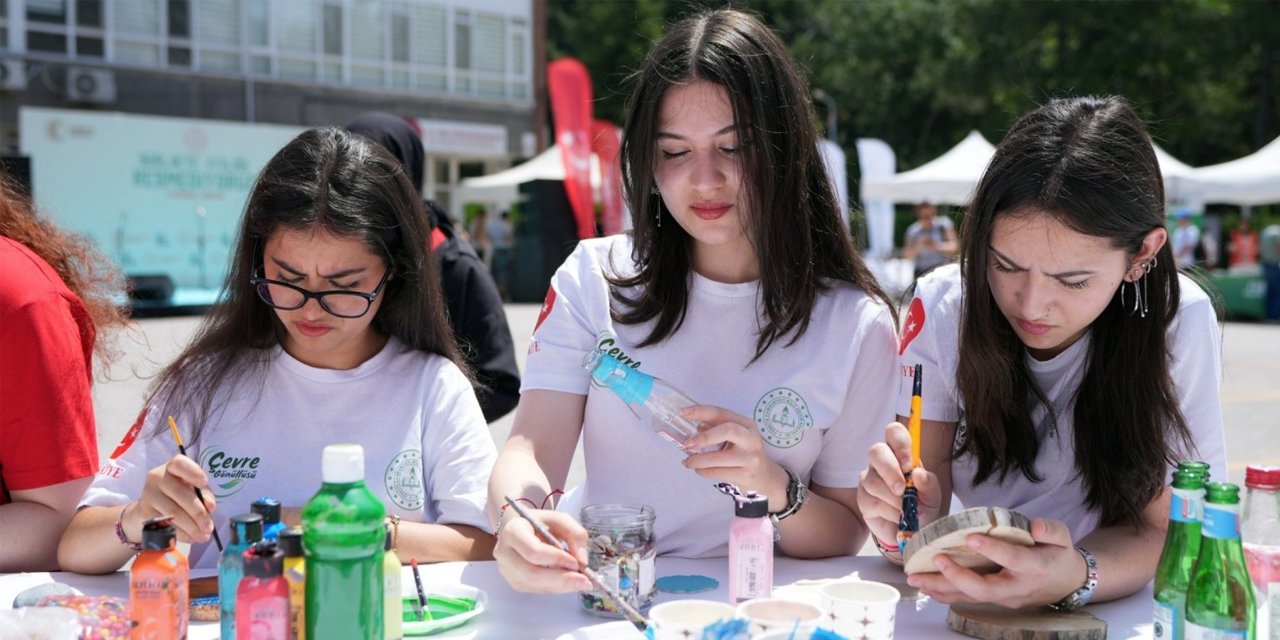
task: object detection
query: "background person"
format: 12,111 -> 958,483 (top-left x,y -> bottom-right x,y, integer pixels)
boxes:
345,112 -> 521,422
857,96 -> 1226,609
903,201 -> 958,278
0,175 -> 129,571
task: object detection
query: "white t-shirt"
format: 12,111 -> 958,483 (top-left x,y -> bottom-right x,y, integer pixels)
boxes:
524,235 -> 899,558
82,336 -> 496,568
897,264 -> 1227,541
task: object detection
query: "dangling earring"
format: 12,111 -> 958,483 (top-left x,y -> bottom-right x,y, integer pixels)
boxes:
655,209 -> 662,229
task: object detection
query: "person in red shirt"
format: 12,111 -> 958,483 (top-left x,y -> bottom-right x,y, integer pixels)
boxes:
1228,216 -> 1259,268
0,174 -> 128,571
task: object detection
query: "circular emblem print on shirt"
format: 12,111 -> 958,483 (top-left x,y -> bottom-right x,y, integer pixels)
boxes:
384,450 -> 424,511
754,388 -> 813,449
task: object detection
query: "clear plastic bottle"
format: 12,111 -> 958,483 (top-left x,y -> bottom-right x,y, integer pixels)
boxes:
1186,482 -> 1256,639
582,350 -> 721,454
1243,466 -> 1280,640
237,540 -> 290,640
302,444 -> 386,640
1155,468 -> 1208,639
130,516 -> 189,640
728,492 -> 774,604
221,513 -> 265,640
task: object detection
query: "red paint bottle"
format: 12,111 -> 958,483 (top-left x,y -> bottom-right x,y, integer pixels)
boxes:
236,540 -> 290,640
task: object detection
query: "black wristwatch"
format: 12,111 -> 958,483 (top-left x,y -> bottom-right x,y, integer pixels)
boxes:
770,466 -> 808,522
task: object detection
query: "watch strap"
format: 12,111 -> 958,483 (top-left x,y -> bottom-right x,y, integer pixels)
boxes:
769,466 -> 807,521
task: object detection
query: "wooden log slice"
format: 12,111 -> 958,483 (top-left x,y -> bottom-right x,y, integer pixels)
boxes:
946,603 -> 1107,640
903,507 -> 1034,575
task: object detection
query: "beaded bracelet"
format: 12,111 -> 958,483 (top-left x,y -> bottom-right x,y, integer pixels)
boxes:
115,501 -> 142,551
873,535 -> 905,566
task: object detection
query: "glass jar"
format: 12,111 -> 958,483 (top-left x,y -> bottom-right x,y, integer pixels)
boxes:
579,504 -> 657,618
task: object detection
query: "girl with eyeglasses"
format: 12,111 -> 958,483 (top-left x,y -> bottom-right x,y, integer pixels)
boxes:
59,128 -> 497,572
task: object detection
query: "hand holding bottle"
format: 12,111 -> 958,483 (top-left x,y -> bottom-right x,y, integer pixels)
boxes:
135,453 -> 217,544
493,508 -> 593,594
857,421 -> 943,550
680,405 -> 791,506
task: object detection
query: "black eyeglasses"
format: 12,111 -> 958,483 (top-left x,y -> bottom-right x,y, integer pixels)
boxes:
250,268 -> 391,319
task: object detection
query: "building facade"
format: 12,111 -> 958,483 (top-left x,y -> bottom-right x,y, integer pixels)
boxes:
0,0 -> 543,216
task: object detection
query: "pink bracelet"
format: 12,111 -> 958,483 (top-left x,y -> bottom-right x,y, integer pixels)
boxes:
115,501 -> 142,551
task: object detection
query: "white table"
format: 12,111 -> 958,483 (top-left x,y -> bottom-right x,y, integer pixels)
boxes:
2,557 -> 1156,639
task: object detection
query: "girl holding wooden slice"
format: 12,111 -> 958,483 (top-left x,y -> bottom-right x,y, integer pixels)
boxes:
856,96 -> 1228,610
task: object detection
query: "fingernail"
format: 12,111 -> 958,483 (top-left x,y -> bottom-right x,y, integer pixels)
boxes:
892,482 -> 904,494
967,537 -> 982,549
680,407 -> 693,415
934,557 -> 947,571
907,577 -> 919,588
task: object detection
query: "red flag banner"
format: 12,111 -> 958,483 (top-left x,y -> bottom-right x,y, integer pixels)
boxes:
547,58 -> 596,240
592,120 -> 624,235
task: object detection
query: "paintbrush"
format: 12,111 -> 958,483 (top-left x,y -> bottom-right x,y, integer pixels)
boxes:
503,496 -> 649,632
896,364 -> 923,554
410,558 -> 433,621
166,416 -> 224,552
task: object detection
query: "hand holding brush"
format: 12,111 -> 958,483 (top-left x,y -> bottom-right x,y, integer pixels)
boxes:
896,364 -> 923,554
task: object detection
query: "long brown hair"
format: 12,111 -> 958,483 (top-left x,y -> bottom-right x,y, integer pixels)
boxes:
611,8 -> 893,359
0,174 -> 129,366
955,96 -> 1199,529
149,128 -> 465,445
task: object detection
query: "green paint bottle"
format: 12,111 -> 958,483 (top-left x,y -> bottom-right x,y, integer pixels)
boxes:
1186,483 -> 1256,639
303,444 -> 387,640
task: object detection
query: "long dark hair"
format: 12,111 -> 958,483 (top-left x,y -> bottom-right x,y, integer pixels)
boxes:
149,127 -> 463,444
955,96 -> 1197,529
610,8 -> 892,359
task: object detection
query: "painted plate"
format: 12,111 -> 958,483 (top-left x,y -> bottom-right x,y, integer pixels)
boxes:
401,584 -> 487,636
553,620 -> 647,640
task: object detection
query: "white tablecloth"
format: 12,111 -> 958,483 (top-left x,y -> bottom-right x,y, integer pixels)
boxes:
2,557 -> 1156,639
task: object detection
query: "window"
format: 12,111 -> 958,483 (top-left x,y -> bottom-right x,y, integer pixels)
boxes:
351,0 -> 381,61
27,0 -> 68,25
167,0 -> 190,38
322,3 -> 342,56
76,0 -> 102,27
248,0 -> 270,47
390,12 -> 409,64
455,13 -> 470,71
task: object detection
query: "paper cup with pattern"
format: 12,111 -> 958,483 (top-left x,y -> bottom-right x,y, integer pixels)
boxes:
647,599 -> 740,640
818,580 -> 900,640
734,597 -> 826,637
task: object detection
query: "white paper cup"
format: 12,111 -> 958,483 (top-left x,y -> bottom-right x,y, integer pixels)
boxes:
818,579 -> 901,640
754,630 -> 816,640
648,599 -> 739,640
734,598 -> 826,637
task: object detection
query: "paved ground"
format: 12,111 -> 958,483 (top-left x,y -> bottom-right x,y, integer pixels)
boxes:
92,305 -> 1279,503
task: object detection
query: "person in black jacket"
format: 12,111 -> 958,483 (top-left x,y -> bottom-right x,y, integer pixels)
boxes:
345,112 -> 521,422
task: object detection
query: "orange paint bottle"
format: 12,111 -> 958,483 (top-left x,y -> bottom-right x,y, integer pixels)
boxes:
129,516 -> 190,640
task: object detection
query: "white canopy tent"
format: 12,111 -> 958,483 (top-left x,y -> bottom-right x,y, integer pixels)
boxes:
1154,144 -> 1209,203
858,131 -> 996,206
1188,135 -> 1280,206
454,144 -> 602,205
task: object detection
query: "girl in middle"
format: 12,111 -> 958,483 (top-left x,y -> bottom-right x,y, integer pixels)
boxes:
489,8 -> 899,594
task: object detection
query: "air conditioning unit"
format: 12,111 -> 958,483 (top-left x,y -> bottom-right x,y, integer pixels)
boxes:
0,60 -> 26,92
66,66 -> 116,103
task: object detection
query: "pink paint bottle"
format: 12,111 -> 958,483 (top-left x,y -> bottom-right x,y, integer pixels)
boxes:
728,492 -> 774,604
237,540 -> 290,640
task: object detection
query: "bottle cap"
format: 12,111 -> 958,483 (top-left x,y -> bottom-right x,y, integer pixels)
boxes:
1246,466 -> 1280,490
734,494 -> 769,518
1171,469 -> 1205,491
1177,460 -> 1210,481
278,527 -> 304,557
244,540 -> 284,578
322,444 -> 365,484
229,513 -> 265,546
251,497 -> 282,524
1204,482 -> 1241,506
141,516 -> 177,550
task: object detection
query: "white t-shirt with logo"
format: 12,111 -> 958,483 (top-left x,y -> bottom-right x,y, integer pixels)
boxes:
897,264 -> 1227,541
81,336 -> 496,568
524,235 -> 899,559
